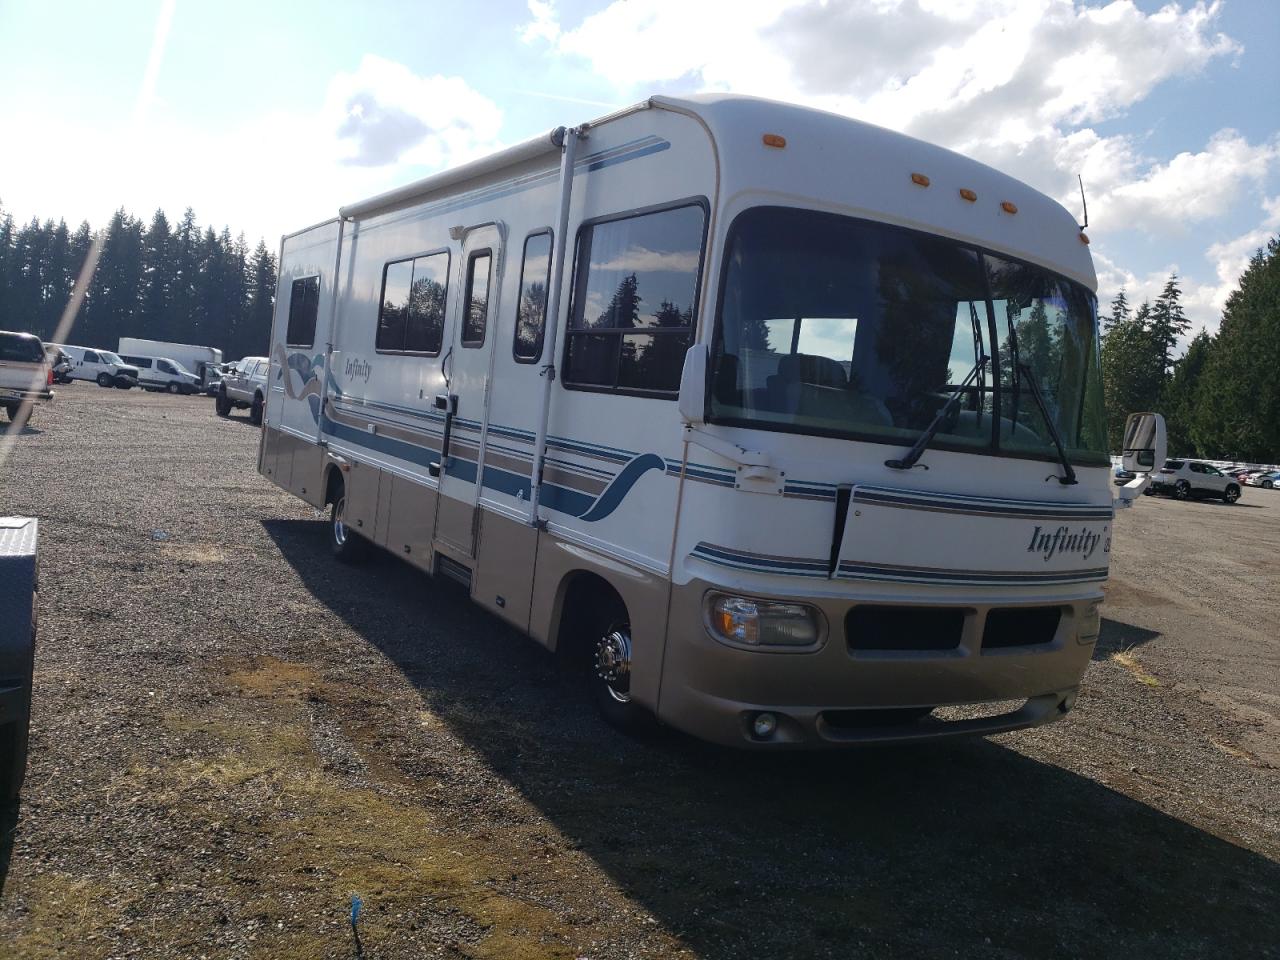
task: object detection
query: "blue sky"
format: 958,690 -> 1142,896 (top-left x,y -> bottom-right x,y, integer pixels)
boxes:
1,0 -> 1276,345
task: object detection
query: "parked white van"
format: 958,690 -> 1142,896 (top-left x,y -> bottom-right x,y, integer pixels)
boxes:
119,355 -> 202,394
260,94 -> 1164,748
56,346 -> 140,389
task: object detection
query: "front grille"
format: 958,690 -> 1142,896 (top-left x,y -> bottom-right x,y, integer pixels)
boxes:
845,605 -> 966,652
982,606 -> 1063,650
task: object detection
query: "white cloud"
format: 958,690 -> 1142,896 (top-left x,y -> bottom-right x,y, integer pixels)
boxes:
1098,131 -> 1278,234
520,0 -> 561,44
0,56 -> 504,247
326,56 -> 503,168
596,246 -> 700,274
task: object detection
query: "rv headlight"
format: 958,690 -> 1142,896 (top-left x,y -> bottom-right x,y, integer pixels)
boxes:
706,594 -> 822,648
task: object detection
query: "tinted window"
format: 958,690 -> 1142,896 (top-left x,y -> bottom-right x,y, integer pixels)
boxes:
83,350 -> 100,363
462,251 -> 492,347
1165,460 -> 1185,469
514,231 -> 552,362
286,276 -> 321,347
564,203 -> 705,395
0,333 -> 45,363
378,253 -> 449,354
159,360 -> 176,374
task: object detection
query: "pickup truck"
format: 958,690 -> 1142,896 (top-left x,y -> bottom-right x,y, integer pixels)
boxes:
0,330 -> 54,427
215,356 -> 269,424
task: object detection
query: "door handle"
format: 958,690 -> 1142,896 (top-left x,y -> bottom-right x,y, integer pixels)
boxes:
430,393 -> 458,478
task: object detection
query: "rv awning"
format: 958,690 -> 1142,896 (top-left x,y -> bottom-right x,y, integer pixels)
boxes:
338,128 -> 566,221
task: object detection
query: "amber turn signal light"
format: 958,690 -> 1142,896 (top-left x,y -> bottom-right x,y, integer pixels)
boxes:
1079,231 -> 1090,244
1001,201 -> 1018,214
911,172 -> 930,187
762,133 -> 786,148
959,188 -> 977,202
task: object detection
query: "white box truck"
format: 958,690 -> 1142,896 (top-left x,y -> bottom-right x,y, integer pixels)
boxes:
260,93 -> 1165,748
117,338 -> 223,389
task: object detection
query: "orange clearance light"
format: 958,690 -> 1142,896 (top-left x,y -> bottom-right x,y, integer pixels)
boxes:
1001,200 -> 1018,214
959,188 -> 977,202
911,172 -> 931,187
762,133 -> 786,148
1079,231 -> 1090,244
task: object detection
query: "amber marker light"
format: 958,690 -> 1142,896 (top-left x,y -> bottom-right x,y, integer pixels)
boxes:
1079,231 -> 1090,244
1001,201 -> 1018,214
762,133 -> 786,148
911,172 -> 931,187
959,188 -> 977,202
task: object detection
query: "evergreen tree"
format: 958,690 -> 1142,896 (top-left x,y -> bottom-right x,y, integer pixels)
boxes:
1100,300 -> 1162,451
140,209 -> 174,341
244,239 -> 277,357
1148,274 -> 1190,382
1163,329 -> 1212,455
1102,289 -> 1130,332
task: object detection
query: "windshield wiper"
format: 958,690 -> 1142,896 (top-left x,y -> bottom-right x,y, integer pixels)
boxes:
885,355 -> 989,471
1016,362 -> 1077,485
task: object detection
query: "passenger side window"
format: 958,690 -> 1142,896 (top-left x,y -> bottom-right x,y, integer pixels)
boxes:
513,231 -> 552,363
84,350 -> 100,363
564,203 -> 706,395
462,250 -> 492,347
377,252 -> 449,355
286,276 -> 321,347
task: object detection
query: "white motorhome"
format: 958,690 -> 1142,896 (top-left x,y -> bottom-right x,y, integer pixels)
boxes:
118,338 -> 223,388
260,94 -> 1164,748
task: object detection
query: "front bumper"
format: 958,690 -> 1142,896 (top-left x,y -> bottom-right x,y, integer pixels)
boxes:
657,578 -> 1098,748
0,388 -> 53,404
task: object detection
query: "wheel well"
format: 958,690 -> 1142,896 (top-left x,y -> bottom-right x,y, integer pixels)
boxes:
554,571 -> 628,667
323,465 -> 345,507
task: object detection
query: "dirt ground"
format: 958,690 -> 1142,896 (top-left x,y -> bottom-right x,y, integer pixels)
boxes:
0,386 -> 1276,960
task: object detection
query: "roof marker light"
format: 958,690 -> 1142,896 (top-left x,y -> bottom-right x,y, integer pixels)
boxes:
1001,201 -> 1018,214
959,188 -> 977,202
762,133 -> 786,148
911,172 -> 930,187
1079,231 -> 1090,244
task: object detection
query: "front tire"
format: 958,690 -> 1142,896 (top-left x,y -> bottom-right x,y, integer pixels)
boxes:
167,382 -> 180,394
1263,479 -> 1274,490
1223,484 -> 1240,504
591,623 -> 650,733
215,390 -> 231,417
96,373 -> 112,387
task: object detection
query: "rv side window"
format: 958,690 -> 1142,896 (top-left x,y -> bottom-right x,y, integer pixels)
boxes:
513,231 -> 552,363
286,276 -> 321,347
462,250 -> 492,347
377,252 -> 450,355
564,202 -> 706,396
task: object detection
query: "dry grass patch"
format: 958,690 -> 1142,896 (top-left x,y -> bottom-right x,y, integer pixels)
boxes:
1111,649 -> 1160,687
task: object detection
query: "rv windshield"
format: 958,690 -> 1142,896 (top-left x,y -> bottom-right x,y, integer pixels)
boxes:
709,206 -> 1108,465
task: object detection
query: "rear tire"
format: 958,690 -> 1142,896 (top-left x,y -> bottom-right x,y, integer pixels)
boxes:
1263,479 -> 1274,490
215,390 -> 231,417
250,393 -> 264,426
96,373 -> 112,387
329,485 -> 367,563
3,402 -> 30,429
1223,484 -> 1240,504
1174,479 -> 1191,500
167,382 -> 180,394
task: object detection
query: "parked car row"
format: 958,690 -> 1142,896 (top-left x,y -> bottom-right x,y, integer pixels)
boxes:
1240,469 -> 1280,489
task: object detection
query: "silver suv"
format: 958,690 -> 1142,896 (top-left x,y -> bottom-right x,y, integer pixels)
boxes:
1148,459 -> 1241,503
215,356 -> 269,424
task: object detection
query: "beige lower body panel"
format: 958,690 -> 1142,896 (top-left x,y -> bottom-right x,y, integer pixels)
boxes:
386,473 -> 438,573
657,578 -> 1096,748
473,509 -> 538,631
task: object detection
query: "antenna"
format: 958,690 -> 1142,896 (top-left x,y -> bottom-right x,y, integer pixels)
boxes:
1077,174 -> 1089,229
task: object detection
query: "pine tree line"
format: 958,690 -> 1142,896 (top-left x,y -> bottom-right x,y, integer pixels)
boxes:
0,200 -> 277,362
1101,238 -> 1280,462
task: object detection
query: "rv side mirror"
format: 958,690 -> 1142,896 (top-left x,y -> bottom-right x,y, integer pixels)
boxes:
1121,412 -> 1166,473
678,343 -> 708,425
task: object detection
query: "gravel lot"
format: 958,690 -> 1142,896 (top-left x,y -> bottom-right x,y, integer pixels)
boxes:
0,386 -> 1277,959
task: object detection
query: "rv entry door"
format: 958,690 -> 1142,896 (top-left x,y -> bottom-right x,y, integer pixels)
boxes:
432,224 -> 503,558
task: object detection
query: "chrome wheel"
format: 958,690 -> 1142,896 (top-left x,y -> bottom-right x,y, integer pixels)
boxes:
333,495 -> 348,547
594,627 -> 632,704
1174,480 -> 1191,500
1224,485 -> 1240,503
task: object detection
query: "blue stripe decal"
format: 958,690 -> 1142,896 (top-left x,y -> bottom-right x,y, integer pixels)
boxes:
836,561 -> 1108,586
579,454 -> 667,522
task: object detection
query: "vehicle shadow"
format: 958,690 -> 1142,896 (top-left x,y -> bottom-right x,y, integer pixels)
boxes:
1094,616 -> 1161,657
263,518 -> 1279,958
0,805 -> 14,897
